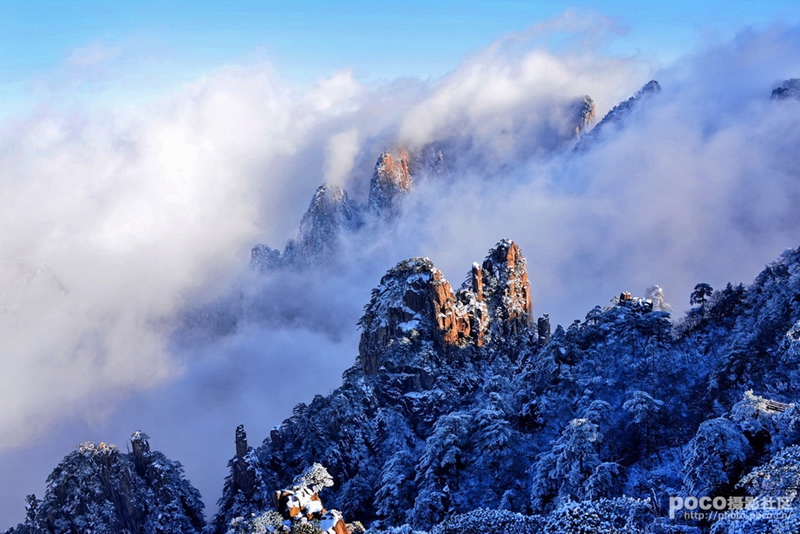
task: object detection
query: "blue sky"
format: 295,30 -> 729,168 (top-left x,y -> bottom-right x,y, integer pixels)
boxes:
2,0 -> 800,116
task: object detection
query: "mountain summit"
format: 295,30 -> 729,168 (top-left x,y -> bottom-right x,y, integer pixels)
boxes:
368,151 -> 413,220
358,239 -> 533,374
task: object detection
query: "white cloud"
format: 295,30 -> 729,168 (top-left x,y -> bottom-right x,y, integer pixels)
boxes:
324,128 -> 360,186
3,13 -> 800,528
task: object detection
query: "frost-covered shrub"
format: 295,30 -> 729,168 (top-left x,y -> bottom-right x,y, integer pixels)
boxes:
294,463 -> 335,494
623,391 -> 665,424
709,508 -> 800,534
531,417 -> 618,510
429,508 -> 544,534
586,462 -> 623,500
542,497 -> 654,534
226,511 -> 284,534
291,522 -> 324,534
412,413 -> 471,527
683,418 -> 752,497
375,450 -> 416,526
738,444 -> 800,498
646,521 -> 702,534
365,525 -> 427,534
729,390 -> 800,453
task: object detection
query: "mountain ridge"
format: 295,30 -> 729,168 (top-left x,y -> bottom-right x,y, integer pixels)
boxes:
8,79 -> 800,534
8,239 -> 800,533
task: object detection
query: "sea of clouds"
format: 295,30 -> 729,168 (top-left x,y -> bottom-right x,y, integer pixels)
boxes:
2,14 -> 800,526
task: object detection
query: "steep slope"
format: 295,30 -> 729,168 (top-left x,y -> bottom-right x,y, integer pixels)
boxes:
8,240 -> 800,533
251,183 -> 364,271
213,240 -> 540,532
212,240 -> 800,534
575,80 -> 661,151
367,151 -> 414,220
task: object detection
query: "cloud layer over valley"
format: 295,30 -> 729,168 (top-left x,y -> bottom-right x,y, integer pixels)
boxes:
2,15 -> 800,526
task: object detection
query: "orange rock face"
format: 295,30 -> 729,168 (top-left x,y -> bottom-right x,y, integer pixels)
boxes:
368,150 -> 413,219
498,241 -> 533,332
429,270 -> 472,347
471,263 -> 484,301
375,151 -> 412,191
358,240 -> 534,373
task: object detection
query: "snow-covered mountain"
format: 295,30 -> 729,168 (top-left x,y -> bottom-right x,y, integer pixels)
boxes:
6,432 -> 204,533
249,90 -> 598,273
201,239 -> 800,534
251,183 -> 364,271
9,236 -> 800,534
575,80 -> 661,151
7,82 -> 800,534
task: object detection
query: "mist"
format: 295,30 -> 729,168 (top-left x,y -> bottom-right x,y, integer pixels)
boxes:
2,16 -> 800,527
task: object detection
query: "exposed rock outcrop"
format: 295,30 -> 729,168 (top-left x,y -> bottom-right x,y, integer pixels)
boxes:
479,239 -> 533,338
357,239 -> 533,374
576,80 -> 661,151
252,184 -> 363,271
572,95 -> 596,137
368,150 -> 413,220
232,424 -> 257,499
771,78 -> 800,101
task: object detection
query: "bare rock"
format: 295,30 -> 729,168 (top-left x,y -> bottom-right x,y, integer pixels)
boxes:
368,150 -> 413,219
771,79 -> 800,101
357,239 -> 534,374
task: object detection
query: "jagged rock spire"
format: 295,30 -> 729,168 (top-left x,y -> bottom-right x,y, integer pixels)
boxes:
292,183 -> 363,256
368,150 -> 413,219
479,239 -> 533,337
251,182 -> 363,270
131,430 -> 151,476
232,424 -> 256,498
572,95 -> 596,137
357,239 -> 533,374
576,80 -> 661,151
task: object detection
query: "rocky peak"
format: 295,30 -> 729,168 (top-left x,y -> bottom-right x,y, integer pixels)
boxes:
131,430 -> 151,476
232,424 -> 257,498
601,80 -> 661,127
368,150 -> 413,219
357,258 -> 439,374
576,80 -> 661,151
288,183 -> 363,262
251,149 -> 417,273
251,183 -> 363,271
572,95 -> 596,137
771,78 -> 800,101
478,239 -> 533,337
357,240 -> 534,374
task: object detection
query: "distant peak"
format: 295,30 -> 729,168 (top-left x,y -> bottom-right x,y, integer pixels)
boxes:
771,78 -> 800,101
573,95 -> 596,137
368,150 -> 413,219
576,80 -> 661,151
251,181 -> 363,271
639,79 -> 661,95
